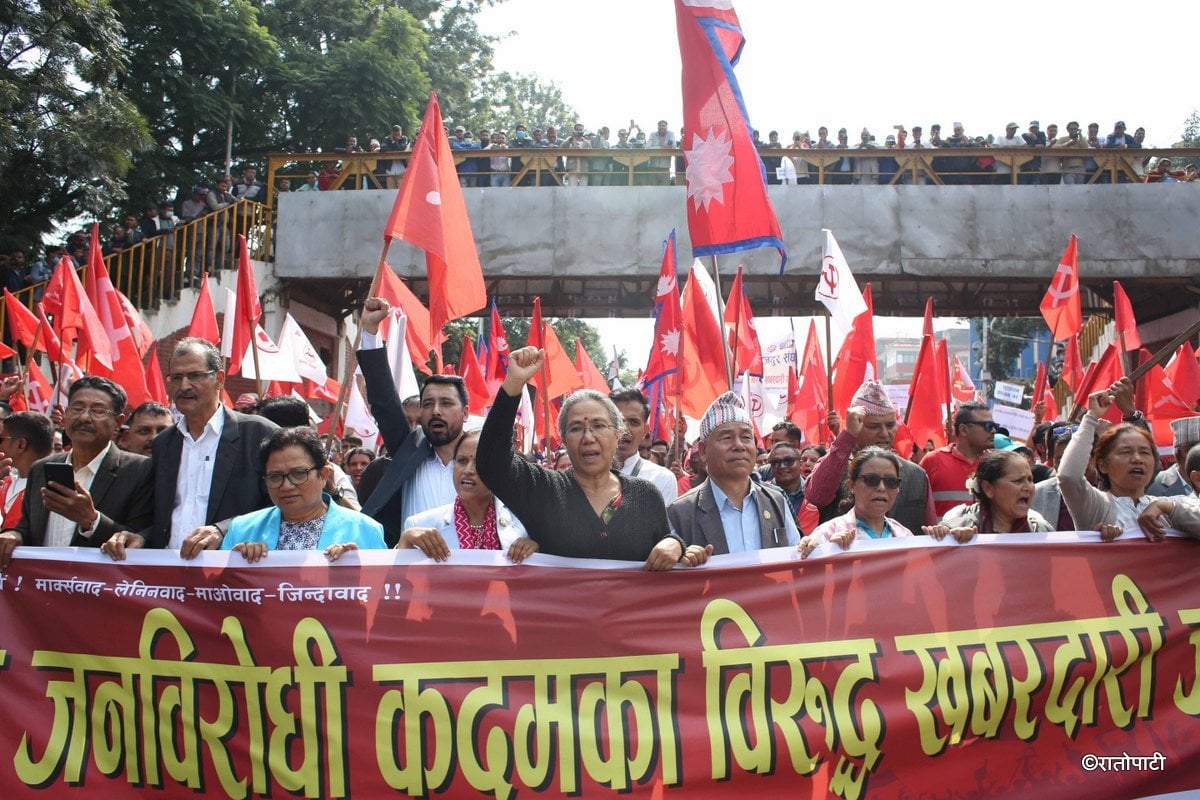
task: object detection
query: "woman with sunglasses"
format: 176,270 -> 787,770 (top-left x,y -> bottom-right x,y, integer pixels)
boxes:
798,446 -> 911,557
222,428 -> 385,562
924,450 -> 1055,542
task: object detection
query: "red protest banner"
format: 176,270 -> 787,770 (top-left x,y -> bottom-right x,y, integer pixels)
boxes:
0,536 -> 1197,799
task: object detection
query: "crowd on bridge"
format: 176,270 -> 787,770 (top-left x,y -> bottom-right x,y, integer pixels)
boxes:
0,294 -> 1197,576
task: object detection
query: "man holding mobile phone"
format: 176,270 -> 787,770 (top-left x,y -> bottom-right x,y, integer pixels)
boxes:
0,377 -> 153,566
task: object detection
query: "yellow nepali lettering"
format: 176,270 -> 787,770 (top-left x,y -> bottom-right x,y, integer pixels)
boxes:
512,670 -> 579,793
221,616 -> 272,795
90,668 -> 141,782
1175,608 -> 1200,714
456,674 -> 514,800
373,667 -> 455,795
14,658 -> 89,786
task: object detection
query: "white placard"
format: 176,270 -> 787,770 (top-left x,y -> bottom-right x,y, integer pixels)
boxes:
883,384 -> 909,415
991,403 -> 1035,440
993,381 -> 1025,406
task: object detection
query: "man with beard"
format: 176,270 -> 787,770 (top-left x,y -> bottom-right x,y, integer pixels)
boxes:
356,297 -> 468,545
102,338 -> 279,558
610,388 -> 678,503
0,378 -> 153,565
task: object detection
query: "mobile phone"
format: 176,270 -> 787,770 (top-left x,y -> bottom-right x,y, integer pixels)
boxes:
44,462 -> 76,489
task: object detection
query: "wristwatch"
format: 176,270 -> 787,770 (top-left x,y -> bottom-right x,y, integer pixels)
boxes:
1121,410 -> 1144,422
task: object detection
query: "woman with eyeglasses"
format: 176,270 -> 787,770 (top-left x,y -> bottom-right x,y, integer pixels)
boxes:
923,450 -> 1055,542
222,428 -> 385,562
476,346 -> 706,570
396,431 -> 536,562
798,446 -> 911,557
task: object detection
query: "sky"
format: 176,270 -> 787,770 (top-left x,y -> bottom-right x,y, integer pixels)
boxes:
473,0 -> 1196,368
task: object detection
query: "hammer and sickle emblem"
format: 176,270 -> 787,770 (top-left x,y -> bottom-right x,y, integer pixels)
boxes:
818,256 -> 840,299
1045,261 -> 1078,305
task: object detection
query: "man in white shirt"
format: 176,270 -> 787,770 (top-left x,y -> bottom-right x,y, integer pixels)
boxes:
0,378 -> 153,564
609,388 -> 678,504
994,122 -> 1024,182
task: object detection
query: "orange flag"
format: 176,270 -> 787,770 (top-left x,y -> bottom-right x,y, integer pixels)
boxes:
831,283 -> 877,415
528,298 -> 578,401
574,337 -> 609,393
383,93 -> 485,342
228,235 -> 262,374
789,319 -> 828,444
83,224 -> 149,406
905,335 -> 947,449
144,346 -> 168,404
374,261 -> 438,374
678,264 -> 727,419
1039,233 -> 1083,341
188,273 -> 220,344
1112,280 -> 1141,350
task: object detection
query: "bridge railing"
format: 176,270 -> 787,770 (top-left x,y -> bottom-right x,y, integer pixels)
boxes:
264,147 -> 1200,205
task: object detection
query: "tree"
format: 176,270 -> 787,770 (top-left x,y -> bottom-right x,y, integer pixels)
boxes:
1,0 -> 149,250
972,317 -> 1046,384
471,72 -> 580,133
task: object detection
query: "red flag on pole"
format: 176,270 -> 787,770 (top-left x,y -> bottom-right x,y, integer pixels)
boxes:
1164,341 -> 1200,409
1140,349 -> 1196,448
574,338 -> 609,393
1112,280 -> 1141,350
678,263 -> 728,419
484,299 -> 509,387
374,261 -> 438,375
950,355 -> 977,404
905,335 -> 948,449
228,235 -> 262,373
1039,233 -> 1083,341
188,273 -> 220,344
674,0 -> 786,271
4,290 -> 42,350
43,257 -> 113,373
1032,362 -> 1058,421
458,335 -> 491,416
831,284 -> 878,415
1073,343 -> 1124,422
922,297 -> 935,340
83,223 -> 149,406
383,92 -> 486,342
34,304 -> 64,364
723,265 -> 763,376
528,298 -> 578,401
789,319 -> 829,444
642,231 -> 683,438
144,346 -> 169,404
1062,335 -> 1084,392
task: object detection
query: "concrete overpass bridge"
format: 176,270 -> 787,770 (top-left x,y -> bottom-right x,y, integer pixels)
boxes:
274,184 -> 1200,340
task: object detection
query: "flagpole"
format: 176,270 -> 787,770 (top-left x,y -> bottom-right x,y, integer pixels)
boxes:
539,316 -> 551,456
21,317 -> 42,409
324,242 -> 390,458
250,322 -> 264,397
707,256 -> 734,390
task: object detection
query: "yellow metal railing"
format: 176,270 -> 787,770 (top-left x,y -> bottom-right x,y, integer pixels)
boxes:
1,200 -> 272,347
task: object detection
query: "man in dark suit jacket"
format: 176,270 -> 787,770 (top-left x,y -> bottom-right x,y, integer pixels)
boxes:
357,297 -> 467,546
0,377 -> 153,565
103,338 -> 278,559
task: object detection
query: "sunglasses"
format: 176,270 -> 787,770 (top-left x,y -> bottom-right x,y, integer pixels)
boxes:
963,420 -> 998,433
769,457 -> 796,469
1052,424 -> 1078,437
858,473 -> 902,490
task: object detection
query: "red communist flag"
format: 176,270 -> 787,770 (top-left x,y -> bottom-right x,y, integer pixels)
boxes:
642,230 -> 683,438
375,261 -> 439,375
1032,361 -> 1059,421
950,354 -> 977,404
528,298 -> 578,401
1112,280 -> 1142,350
1039,233 -> 1083,341
228,235 -> 262,374
188,273 -> 220,344
144,346 -> 169,404
905,335 -> 947,449
1165,341 -> 1200,409
789,319 -> 829,444
574,338 -> 609,393
678,261 -> 728,419
34,304 -> 64,364
1074,343 -> 1124,423
1062,334 -> 1084,392
43,256 -> 113,373
458,336 -> 491,416
383,92 -> 485,343
674,0 -> 785,271
723,265 -> 763,376
831,283 -> 878,415
83,224 -> 149,406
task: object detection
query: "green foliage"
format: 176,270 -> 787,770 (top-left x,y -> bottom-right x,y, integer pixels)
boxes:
469,72 -> 579,133
1179,110 -> 1200,146
972,317 -> 1045,384
1,0 -> 149,250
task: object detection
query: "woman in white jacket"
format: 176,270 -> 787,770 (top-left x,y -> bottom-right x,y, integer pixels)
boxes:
397,430 -> 537,562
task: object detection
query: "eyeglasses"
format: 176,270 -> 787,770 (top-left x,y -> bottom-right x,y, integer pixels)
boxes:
858,473 -> 902,490
166,370 -> 217,384
65,405 -> 116,419
769,457 -> 797,469
564,422 -> 614,439
264,467 -> 320,488
962,420 -> 998,433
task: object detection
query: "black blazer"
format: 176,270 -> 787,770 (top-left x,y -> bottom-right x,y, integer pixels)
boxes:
144,408 -> 278,548
13,447 -> 153,547
357,347 -> 432,546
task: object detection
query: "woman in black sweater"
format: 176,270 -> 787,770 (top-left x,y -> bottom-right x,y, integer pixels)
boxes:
477,346 -> 708,570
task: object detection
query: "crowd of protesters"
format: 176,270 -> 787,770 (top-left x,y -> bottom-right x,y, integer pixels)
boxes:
0,294 -> 1196,574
